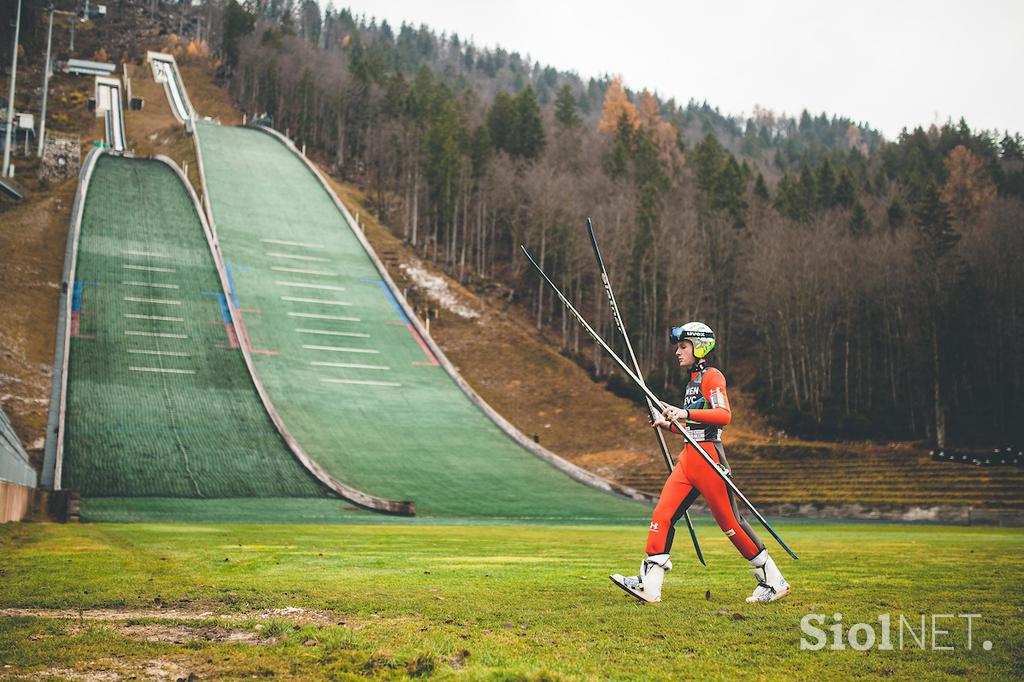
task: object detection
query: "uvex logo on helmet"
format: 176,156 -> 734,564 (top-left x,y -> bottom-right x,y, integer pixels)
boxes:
670,322 -> 716,358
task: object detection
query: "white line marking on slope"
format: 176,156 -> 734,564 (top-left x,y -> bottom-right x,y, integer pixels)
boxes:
302,345 -> 379,354
275,281 -> 345,292
319,378 -> 401,387
124,296 -> 182,305
282,296 -> 352,306
296,329 -> 370,338
265,252 -> 331,262
122,280 -> 180,289
125,331 -> 188,339
129,366 -> 196,374
123,264 -> 176,273
270,266 -> 337,276
127,349 -> 191,357
124,314 -> 184,322
287,312 -> 360,321
260,238 -> 324,249
311,361 -> 390,370
122,250 -> 168,258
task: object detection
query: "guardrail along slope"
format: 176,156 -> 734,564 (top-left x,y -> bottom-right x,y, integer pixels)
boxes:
195,122 -> 647,520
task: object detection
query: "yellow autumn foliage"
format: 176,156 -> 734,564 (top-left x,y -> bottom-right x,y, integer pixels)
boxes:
599,76 -> 637,133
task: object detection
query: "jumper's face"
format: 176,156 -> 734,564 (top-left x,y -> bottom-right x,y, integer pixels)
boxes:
675,340 -> 695,368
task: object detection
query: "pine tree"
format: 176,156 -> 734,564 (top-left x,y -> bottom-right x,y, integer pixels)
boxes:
872,166 -> 889,195
912,180 -> 958,449
849,200 -> 871,236
797,162 -> 817,219
713,156 -> 748,228
1000,132 -> 1023,161
913,180 -> 958,260
773,148 -> 786,171
753,172 -> 770,201
486,91 -> 516,155
772,173 -> 801,220
222,0 -> 256,72
887,197 -> 907,231
817,157 -> 837,208
605,112 -> 632,178
799,110 -> 813,133
554,84 -> 581,128
693,134 -> 725,193
833,168 -> 856,209
513,86 -> 545,158
469,125 -> 492,178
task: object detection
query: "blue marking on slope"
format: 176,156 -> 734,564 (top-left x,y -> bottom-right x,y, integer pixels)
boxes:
201,291 -> 231,323
361,277 -> 410,323
223,264 -> 242,308
72,281 -> 96,312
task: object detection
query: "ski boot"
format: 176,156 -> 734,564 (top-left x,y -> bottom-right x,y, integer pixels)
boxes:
610,553 -> 671,603
746,549 -> 791,603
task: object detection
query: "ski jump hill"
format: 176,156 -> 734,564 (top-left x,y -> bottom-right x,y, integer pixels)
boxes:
42,55 -> 650,524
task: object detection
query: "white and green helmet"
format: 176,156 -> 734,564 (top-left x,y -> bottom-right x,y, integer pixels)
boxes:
670,322 -> 716,358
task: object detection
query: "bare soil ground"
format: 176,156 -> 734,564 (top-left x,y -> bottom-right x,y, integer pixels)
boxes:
0,175 -> 77,469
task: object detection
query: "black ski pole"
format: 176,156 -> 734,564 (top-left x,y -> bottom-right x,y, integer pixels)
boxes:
522,244 -> 799,561
586,218 -> 705,566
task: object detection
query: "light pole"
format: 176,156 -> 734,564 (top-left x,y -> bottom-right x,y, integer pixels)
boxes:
3,0 -> 23,178
37,4 -> 55,157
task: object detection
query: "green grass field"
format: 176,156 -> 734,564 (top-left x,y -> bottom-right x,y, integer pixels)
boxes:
0,519 -> 1020,680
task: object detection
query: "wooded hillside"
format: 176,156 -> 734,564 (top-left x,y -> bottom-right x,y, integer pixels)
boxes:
170,2 -> 1024,445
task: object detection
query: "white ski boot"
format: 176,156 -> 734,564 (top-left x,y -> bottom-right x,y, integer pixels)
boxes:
746,549 -> 791,603
610,554 -> 671,603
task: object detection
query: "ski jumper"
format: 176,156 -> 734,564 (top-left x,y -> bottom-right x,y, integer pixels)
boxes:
646,362 -> 765,560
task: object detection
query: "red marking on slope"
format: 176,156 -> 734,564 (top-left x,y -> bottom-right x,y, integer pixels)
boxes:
384,321 -> 438,366
233,309 -> 276,356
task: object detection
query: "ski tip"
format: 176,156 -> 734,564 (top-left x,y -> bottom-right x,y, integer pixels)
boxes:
586,216 -> 593,228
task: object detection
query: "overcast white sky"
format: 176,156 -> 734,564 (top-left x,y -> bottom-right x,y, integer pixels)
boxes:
334,0 -> 1023,140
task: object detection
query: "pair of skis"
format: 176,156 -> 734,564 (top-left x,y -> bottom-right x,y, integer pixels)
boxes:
522,219 -> 798,562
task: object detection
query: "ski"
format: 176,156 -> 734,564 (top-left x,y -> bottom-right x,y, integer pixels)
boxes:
521,244 -> 799,561
585,218 -> 705,566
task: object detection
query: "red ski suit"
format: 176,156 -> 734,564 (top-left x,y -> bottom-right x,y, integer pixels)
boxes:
646,364 -> 765,560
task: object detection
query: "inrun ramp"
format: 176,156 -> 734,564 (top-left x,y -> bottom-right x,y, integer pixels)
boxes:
57,154 -> 339,503
195,122 -> 648,520
147,51 -> 194,124
94,77 -> 126,152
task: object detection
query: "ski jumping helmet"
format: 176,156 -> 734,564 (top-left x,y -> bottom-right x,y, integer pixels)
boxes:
670,322 -> 716,358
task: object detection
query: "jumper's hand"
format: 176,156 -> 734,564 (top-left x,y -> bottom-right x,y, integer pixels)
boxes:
661,405 -> 689,423
651,414 -> 671,429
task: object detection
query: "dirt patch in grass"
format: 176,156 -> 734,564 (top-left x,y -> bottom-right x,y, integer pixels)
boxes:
0,606 -> 342,627
25,658 -> 190,681
117,623 -> 264,645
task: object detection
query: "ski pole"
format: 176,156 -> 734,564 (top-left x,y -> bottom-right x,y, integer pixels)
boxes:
586,218 -> 704,566
522,244 -> 799,561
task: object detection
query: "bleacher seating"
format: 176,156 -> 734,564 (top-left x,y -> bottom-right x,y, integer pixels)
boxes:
615,441 -> 1024,511
932,447 -> 1022,467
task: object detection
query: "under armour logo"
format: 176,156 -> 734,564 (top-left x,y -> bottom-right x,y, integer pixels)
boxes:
650,522 -> 660,532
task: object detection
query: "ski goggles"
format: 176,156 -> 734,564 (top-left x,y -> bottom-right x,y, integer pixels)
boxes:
670,326 -> 714,344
